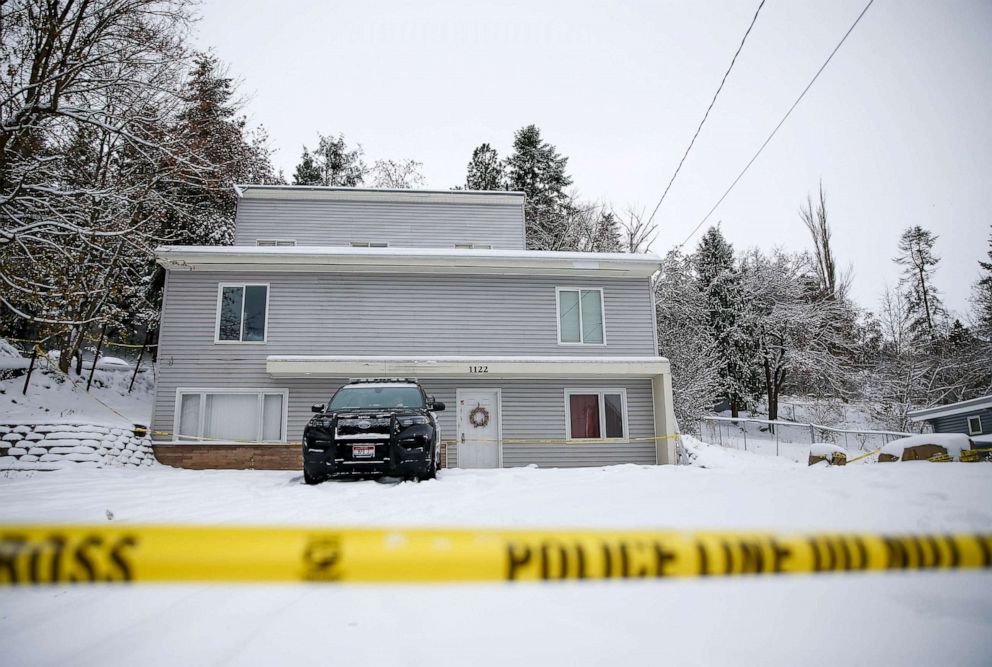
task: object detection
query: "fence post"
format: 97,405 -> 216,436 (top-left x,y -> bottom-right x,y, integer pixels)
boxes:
776,425 -> 780,457
128,331 -> 150,393
86,324 -> 106,392
809,424 -> 816,445
22,345 -> 38,395
743,424 -> 747,452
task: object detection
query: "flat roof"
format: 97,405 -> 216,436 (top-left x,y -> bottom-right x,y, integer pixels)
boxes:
155,245 -> 663,278
234,184 -> 524,206
908,395 -> 992,421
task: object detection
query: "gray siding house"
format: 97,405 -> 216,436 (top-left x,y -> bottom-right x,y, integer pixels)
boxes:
909,395 -> 992,438
150,186 -> 676,470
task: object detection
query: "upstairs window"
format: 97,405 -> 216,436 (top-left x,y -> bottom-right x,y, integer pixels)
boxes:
453,243 -> 493,249
350,241 -> 389,248
565,389 -> 627,441
968,415 -> 983,435
256,239 -> 296,246
557,287 -> 605,344
216,284 -> 268,343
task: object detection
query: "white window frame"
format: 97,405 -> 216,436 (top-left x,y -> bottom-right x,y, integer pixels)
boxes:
214,283 -> 270,344
349,241 -> 390,248
453,243 -> 493,249
255,239 -> 296,247
555,287 -> 607,346
563,388 -> 629,443
967,415 -> 983,435
172,387 -> 290,444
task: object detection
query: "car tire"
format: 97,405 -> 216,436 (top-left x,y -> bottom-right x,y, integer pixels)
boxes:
303,468 -> 323,485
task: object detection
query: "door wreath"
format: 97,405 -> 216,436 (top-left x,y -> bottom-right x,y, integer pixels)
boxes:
469,404 -> 490,428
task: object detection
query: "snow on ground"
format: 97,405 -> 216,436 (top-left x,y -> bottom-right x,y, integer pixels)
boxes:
0,361 -> 154,427
2,440 -> 992,665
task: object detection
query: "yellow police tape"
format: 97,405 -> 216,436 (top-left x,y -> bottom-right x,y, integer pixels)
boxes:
0,525 -> 989,585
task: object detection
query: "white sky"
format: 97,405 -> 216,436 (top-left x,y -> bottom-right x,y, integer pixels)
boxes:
194,0 -> 992,317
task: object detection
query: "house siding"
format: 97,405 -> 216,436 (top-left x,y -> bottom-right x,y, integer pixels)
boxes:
930,408 -> 992,436
233,198 -> 525,249
151,375 -> 656,469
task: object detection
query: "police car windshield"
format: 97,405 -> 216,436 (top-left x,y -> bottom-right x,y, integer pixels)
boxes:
328,386 -> 425,410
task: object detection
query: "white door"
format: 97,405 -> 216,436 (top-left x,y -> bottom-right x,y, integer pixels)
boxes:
457,389 -> 501,468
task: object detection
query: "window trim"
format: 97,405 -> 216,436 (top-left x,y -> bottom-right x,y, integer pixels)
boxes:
453,243 -> 493,250
349,241 -> 390,248
214,283 -> 270,344
563,388 -> 629,443
555,286 -> 607,346
967,415 -> 983,435
172,387 -> 289,444
255,239 -> 296,246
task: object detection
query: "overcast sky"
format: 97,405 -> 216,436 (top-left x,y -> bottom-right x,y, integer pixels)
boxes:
194,0 -> 991,317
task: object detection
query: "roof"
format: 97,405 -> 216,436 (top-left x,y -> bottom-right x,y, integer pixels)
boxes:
154,245 -> 663,278
907,395 -> 992,422
234,184 -> 524,206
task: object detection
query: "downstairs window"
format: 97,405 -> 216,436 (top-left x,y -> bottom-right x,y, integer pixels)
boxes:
176,389 -> 288,443
565,389 -> 627,441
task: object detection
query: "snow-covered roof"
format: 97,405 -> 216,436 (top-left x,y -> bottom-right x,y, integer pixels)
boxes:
155,245 -> 663,278
907,395 -> 992,422
234,184 -> 525,206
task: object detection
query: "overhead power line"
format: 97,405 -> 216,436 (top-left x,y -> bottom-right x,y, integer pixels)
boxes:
678,0 -> 876,249
646,0 -> 767,228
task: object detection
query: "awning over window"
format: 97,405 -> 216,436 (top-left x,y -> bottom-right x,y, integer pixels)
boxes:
265,355 -> 670,379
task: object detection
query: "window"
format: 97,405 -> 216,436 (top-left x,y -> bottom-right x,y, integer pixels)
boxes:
175,389 -> 288,443
453,243 -> 493,249
968,415 -> 983,435
557,287 -> 605,344
564,389 -> 627,441
256,239 -> 296,247
216,284 -> 268,343
350,241 -> 389,248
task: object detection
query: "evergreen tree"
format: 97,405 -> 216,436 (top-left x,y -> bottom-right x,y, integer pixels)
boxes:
590,210 -> 622,253
973,226 -> 992,339
465,143 -> 504,190
504,125 -> 574,249
292,133 -> 366,186
164,52 -> 279,247
293,148 -> 323,186
894,226 -> 947,341
692,227 -> 760,417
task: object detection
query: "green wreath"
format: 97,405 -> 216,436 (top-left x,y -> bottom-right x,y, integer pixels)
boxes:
469,405 -> 490,428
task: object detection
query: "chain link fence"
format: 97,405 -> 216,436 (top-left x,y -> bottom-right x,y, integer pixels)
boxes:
698,416 -> 912,463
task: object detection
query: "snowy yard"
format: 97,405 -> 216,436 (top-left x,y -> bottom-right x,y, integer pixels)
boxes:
2,442 -> 992,666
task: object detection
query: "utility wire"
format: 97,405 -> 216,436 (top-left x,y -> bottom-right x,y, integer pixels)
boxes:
678,0 -> 875,249
646,0 -> 767,228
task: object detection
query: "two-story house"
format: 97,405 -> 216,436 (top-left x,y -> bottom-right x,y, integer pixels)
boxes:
149,185 -> 677,470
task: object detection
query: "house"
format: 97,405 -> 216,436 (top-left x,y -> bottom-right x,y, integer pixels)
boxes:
149,185 -> 676,470
908,395 -> 992,438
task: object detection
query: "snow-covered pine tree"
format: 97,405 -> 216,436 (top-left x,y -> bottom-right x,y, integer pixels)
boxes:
465,143 -> 504,190
504,125 -> 575,250
292,134 -> 366,186
293,148 -> 323,185
655,250 -> 720,430
895,226 -> 947,342
590,210 -> 623,253
692,227 -> 760,417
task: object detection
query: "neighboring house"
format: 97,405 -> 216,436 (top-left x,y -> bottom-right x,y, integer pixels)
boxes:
150,185 -> 676,470
908,395 -> 992,438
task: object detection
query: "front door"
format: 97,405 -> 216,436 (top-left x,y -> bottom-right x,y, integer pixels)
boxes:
456,388 -> 501,468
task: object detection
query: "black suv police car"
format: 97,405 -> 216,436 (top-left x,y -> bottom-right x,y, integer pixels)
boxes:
302,378 -> 445,484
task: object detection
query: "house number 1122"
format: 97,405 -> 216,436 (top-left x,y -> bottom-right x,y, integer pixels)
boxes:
469,366 -> 488,373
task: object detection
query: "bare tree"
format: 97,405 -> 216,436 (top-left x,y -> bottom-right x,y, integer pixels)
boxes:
799,182 -> 850,299
370,158 -> 425,189
0,0 -> 199,369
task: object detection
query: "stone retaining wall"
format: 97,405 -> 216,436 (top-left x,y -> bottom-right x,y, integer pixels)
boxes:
0,423 -> 155,470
